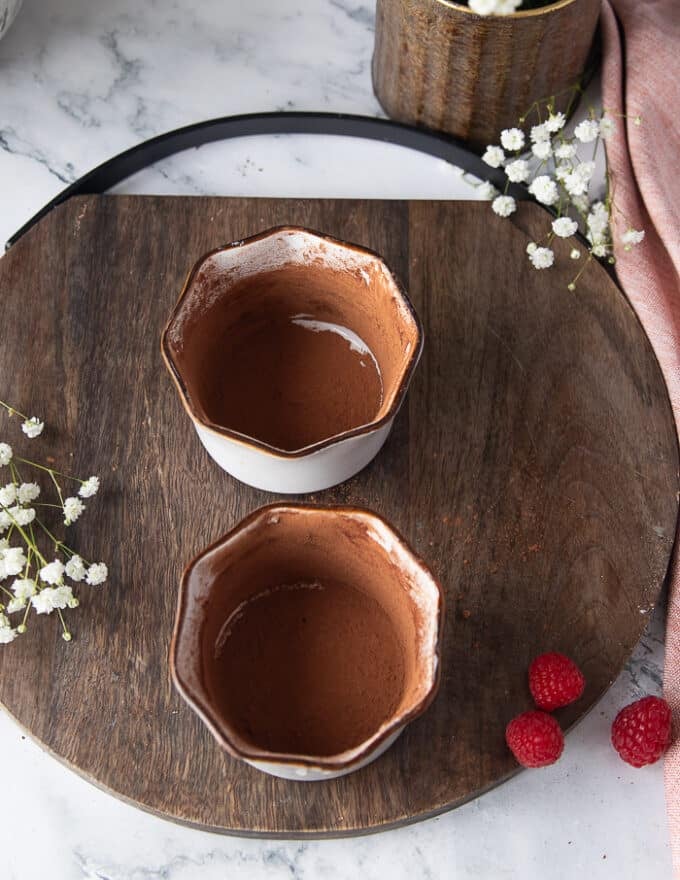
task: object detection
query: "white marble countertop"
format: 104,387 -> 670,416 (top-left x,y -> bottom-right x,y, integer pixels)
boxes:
0,1 -> 672,877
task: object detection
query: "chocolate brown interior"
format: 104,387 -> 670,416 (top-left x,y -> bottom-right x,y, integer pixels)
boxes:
189,303 -> 383,451
195,510 -> 426,759
167,239 -> 419,451
210,579 -> 404,756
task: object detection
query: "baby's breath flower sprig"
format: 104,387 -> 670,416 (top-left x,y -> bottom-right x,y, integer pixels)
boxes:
0,399 -> 44,440
481,89 -> 645,289
0,402 -> 106,644
468,0 -> 566,15
468,0 -> 522,15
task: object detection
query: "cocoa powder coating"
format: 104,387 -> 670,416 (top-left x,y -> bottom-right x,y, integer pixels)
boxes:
186,508 -> 437,761
166,236 -> 419,452
209,580 -> 405,756
199,308 -> 383,451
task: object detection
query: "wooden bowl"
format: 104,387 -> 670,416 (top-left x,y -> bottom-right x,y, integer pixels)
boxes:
372,0 -> 601,149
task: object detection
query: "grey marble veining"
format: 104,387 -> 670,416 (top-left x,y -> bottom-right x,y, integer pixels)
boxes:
0,1 -> 672,877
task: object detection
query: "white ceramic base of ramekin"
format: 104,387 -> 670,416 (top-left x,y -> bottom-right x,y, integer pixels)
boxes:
244,727 -> 403,781
194,419 -> 394,494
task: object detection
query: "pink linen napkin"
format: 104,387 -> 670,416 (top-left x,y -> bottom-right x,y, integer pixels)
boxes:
601,0 -> 680,869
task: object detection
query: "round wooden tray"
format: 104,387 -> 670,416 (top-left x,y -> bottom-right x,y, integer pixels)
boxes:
0,193 -> 676,837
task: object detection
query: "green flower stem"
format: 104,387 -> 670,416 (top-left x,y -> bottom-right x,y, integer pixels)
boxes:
9,461 -> 20,485
18,600 -> 31,632
591,134 -> 600,163
557,194 -> 567,220
32,516 -> 70,555
521,83 -> 582,126
564,84 -> 583,119
48,470 -> 65,508
0,399 -> 28,421
15,457 -> 85,485
31,516 -> 85,564
569,253 -> 594,290
0,505 -> 48,566
56,608 -> 71,641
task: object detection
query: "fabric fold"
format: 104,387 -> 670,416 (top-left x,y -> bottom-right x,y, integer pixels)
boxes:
601,0 -> 680,872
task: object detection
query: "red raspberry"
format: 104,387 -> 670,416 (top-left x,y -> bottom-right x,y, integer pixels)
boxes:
506,710 -> 564,767
611,696 -> 672,767
529,652 -> 585,711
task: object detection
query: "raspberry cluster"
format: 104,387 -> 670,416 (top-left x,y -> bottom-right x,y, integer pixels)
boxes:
504,652 -> 671,769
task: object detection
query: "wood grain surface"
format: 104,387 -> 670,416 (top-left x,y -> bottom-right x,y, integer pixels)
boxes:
0,195 -> 676,836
